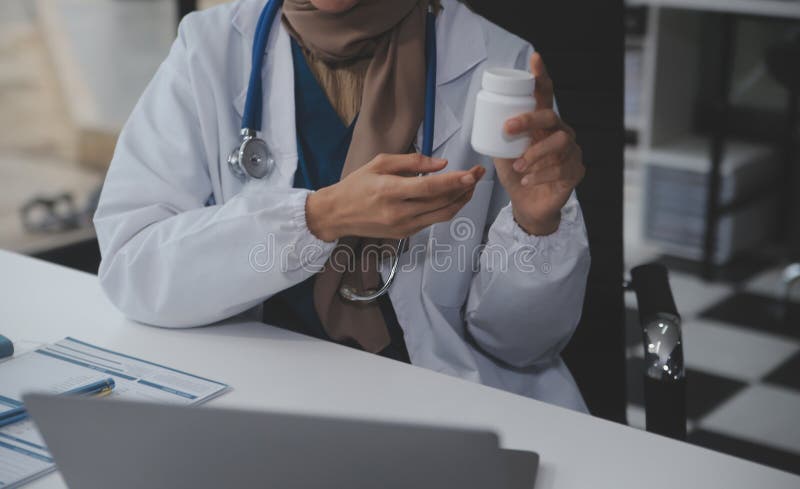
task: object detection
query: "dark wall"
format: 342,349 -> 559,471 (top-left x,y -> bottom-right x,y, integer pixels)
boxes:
467,0 -> 626,422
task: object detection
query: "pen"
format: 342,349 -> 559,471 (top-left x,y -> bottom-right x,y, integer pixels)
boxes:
0,377 -> 115,428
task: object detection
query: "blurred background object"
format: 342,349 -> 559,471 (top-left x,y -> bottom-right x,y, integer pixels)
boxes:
0,0 -> 226,268
0,0 -> 797,476
0,0 -> 100,257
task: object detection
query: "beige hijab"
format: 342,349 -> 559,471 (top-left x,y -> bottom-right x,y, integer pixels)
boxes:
282,0 -> 430,353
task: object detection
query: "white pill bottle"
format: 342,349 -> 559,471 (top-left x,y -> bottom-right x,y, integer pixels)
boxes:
470,68 -> 536,159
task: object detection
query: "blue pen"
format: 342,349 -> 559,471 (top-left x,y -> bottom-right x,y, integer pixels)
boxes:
0,377 -> 115,428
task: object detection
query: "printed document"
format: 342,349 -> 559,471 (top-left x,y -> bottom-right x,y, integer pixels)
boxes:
0,337 -> 229,488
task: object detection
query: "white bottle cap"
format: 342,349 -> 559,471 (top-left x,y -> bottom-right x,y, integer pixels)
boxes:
481,68 -> 535,96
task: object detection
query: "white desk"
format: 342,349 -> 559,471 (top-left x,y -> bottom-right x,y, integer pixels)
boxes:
1,249 -> 798,489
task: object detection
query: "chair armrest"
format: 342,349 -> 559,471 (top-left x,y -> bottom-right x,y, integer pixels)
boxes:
629,263 -> 687,440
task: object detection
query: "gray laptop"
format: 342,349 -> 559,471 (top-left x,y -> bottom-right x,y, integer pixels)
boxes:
24,394 -> 538,489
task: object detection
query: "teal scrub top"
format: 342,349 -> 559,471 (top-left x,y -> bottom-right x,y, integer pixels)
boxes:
261,39 -> 410,363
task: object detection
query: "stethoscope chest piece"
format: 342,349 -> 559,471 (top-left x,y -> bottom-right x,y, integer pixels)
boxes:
228,128 -> 275,180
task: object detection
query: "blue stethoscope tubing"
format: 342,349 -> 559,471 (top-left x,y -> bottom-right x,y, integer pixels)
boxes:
241,0 -> 282,132
340,2 -> 437,303
233,0 -> 437,302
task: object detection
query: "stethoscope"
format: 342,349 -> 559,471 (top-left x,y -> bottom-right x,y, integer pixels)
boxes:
228,0 -> 437,302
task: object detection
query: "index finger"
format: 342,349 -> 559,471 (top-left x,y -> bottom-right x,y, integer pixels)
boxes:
530,52 -> 553,110
391,166 -> 483,200
370,153 -> 447,175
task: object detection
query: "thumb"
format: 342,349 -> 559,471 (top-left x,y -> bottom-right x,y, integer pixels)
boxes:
530,52 -> 554,110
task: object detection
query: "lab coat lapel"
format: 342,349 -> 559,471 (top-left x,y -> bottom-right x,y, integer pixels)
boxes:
232,2 -> 298,183
416,3 -> 487,154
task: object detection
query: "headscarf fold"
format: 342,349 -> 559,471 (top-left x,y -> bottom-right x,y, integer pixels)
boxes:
282,0 -> 429,353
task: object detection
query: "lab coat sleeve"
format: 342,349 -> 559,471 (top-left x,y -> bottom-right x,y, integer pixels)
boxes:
464,41 -> 590,368
94,17 -> 335,328
465,192 -> 590,368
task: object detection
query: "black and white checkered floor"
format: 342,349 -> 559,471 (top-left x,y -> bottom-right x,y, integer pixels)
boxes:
624,261 -> 800,475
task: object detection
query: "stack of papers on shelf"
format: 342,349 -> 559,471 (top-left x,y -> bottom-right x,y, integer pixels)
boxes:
643,136 -> 779,264
0,337 -> 229,488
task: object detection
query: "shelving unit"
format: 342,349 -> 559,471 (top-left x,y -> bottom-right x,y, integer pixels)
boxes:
623,0 -> 799,276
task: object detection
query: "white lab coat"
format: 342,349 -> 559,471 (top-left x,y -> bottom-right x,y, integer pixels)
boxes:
94,0 -> 591,411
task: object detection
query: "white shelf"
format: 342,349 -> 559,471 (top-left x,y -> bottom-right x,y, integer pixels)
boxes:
644,135 -> 777,175
624,116 -> 644,132
625,146 -> 647,165
627,0 -> 800,19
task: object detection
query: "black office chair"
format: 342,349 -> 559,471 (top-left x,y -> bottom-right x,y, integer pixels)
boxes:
627,263 -> 686,440
467,0 -> 688,440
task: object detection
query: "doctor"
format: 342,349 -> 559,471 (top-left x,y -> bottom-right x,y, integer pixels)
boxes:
94,0 -> 591,411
